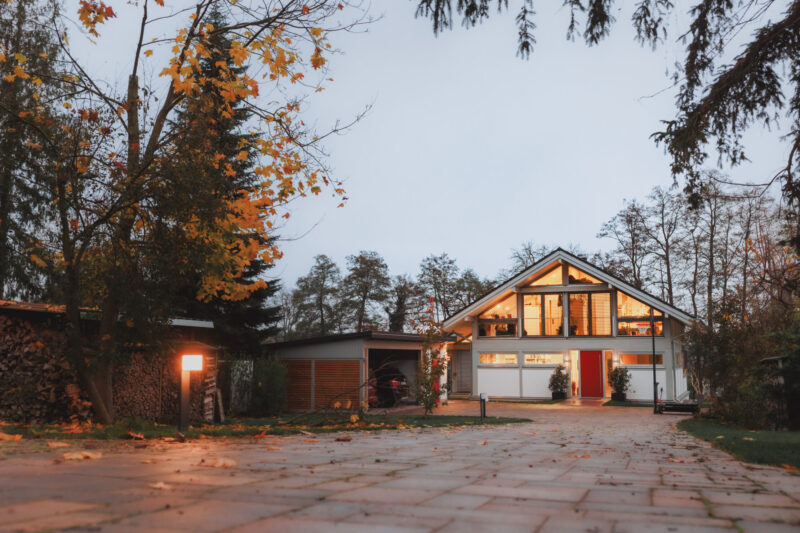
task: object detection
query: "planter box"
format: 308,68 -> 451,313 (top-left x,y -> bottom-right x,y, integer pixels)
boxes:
611,392 -> 627,402
551,391 -> 566,400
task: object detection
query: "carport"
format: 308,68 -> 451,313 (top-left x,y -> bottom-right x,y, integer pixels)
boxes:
266,331 -> 426,410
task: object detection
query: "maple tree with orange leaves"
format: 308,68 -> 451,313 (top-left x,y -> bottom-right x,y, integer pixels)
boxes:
1,0 -> 367,423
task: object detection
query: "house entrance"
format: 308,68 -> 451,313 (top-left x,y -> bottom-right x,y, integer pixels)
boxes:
579,351 -> 603,398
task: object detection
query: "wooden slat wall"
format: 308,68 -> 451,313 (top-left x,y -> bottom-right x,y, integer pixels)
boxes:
314,360 -> 360,410
285,360 -> 312,410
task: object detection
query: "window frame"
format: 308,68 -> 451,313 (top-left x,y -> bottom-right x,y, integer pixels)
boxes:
619,352 -> 664,367
615,291 -> 665,337
479,352 -> 520,367
522,292 -> 564,337
477,294 -> 519,338
523,352 -> 565,367
567,291 -> 612,337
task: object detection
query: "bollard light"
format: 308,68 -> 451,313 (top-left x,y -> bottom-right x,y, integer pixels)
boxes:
179,353 -> 204,431
182,354 -> 203,371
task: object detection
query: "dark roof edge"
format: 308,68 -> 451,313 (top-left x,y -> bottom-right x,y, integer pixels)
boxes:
265,330 -> 431,349
0,300 -> 213,329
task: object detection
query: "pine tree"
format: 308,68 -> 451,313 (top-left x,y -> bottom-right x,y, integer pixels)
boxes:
162,7 -> 281,356
0,0 -> 60,299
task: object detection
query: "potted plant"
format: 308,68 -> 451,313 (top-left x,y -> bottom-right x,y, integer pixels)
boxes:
609,366 -> 631,401
548,364 -> 569,400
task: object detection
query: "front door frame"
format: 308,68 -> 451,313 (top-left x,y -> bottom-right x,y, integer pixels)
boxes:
579,349 -> 604,398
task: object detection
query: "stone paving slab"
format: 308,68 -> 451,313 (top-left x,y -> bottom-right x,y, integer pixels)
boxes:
0,400 -> 798,532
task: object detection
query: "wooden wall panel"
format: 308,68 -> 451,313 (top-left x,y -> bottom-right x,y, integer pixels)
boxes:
285,360 -> 312,410
314,360 -> 360,410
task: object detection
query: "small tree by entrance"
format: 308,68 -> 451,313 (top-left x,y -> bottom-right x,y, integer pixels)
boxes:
609,367 -> 632,402
413,298 -> 446,416
548,365 -> 569,400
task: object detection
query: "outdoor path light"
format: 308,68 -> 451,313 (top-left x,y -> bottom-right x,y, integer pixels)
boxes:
180,354 -> 203,431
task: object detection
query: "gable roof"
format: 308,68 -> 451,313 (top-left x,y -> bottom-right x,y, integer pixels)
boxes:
443,248 -> 694,329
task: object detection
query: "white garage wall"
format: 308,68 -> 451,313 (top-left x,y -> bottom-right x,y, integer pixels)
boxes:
521,368 -> 553,398
477,368 -> 520,398
626,367 -> 666,401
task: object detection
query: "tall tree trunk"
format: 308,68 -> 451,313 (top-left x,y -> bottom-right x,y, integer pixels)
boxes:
57,173 -> 112,424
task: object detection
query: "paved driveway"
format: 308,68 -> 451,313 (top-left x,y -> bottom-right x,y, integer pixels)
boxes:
1,401 -> 799,532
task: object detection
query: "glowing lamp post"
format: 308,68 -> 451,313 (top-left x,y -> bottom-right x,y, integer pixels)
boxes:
179,354 -> 203,431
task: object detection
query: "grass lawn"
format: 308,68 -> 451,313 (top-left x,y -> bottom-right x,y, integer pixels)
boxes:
602,400 -> 654,408
678,418 -> 800,469
0,413 -> 530,441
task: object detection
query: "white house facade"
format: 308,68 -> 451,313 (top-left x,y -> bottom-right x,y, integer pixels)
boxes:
442,249 -> 693,402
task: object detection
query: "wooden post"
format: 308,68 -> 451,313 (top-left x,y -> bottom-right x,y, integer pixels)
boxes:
179,369 -> 190,431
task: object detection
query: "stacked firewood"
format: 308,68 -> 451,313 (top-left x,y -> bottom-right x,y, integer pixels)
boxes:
0,315 -> 92,423
112,352 -> 163,421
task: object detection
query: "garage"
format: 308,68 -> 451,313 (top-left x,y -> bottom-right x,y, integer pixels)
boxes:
266,331 -> 427,411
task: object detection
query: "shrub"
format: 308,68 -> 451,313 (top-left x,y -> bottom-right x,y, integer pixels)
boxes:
548,365 -> 569,393
249,356 -> 287,417
415,352 -> 446,416
609,367 -> 631,395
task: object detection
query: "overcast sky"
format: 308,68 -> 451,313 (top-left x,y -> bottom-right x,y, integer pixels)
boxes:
69,1 -> 790,289
266,2 -> 787,288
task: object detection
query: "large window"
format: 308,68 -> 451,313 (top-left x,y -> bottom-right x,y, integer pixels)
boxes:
569,294 -> 589,335
523,294 -> 562,336
530,266 -> 562,286
480,353 -> 518,365
620,353 -> 663,365
544,294 -> 563,336
592,293 -> 612,335
524,353 -> 564,365
568,292 -> 611,336
478,294 -> 517,337
616,291 -> 663,336
568,266 -> 602,284
522,294 -> 542,336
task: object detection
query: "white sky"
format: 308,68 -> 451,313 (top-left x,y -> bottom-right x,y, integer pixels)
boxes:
269,2 -> 789,287
67,1 -> 791,287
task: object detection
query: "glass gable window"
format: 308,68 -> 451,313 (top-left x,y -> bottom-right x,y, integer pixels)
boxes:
480,353 -> 518,365
522,294 -> 542,336
530,266 -> 563,286
568,294 -> 589,335
524,353 -> 564,365
478,294 -> 517,337
568,292 -> 611,336
616,291 -> 663,336
567,266 -> 602,284
592,292 -> 612,335
543,294 -> 563,336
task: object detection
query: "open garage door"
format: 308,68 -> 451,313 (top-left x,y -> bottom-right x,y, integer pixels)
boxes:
368,348 -> 420,408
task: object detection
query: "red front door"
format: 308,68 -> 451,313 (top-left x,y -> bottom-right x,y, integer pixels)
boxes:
580,351 -> 603,398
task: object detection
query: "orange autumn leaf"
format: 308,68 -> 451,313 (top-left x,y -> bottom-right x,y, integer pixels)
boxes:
77,0 -> 116,36
0,431 -> 22,441
782,464 -> 798,472
62,451 -> 102,460
302,4 -> 309,14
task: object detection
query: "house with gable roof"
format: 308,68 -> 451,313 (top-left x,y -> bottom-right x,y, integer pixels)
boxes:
442,249 -> 694,402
